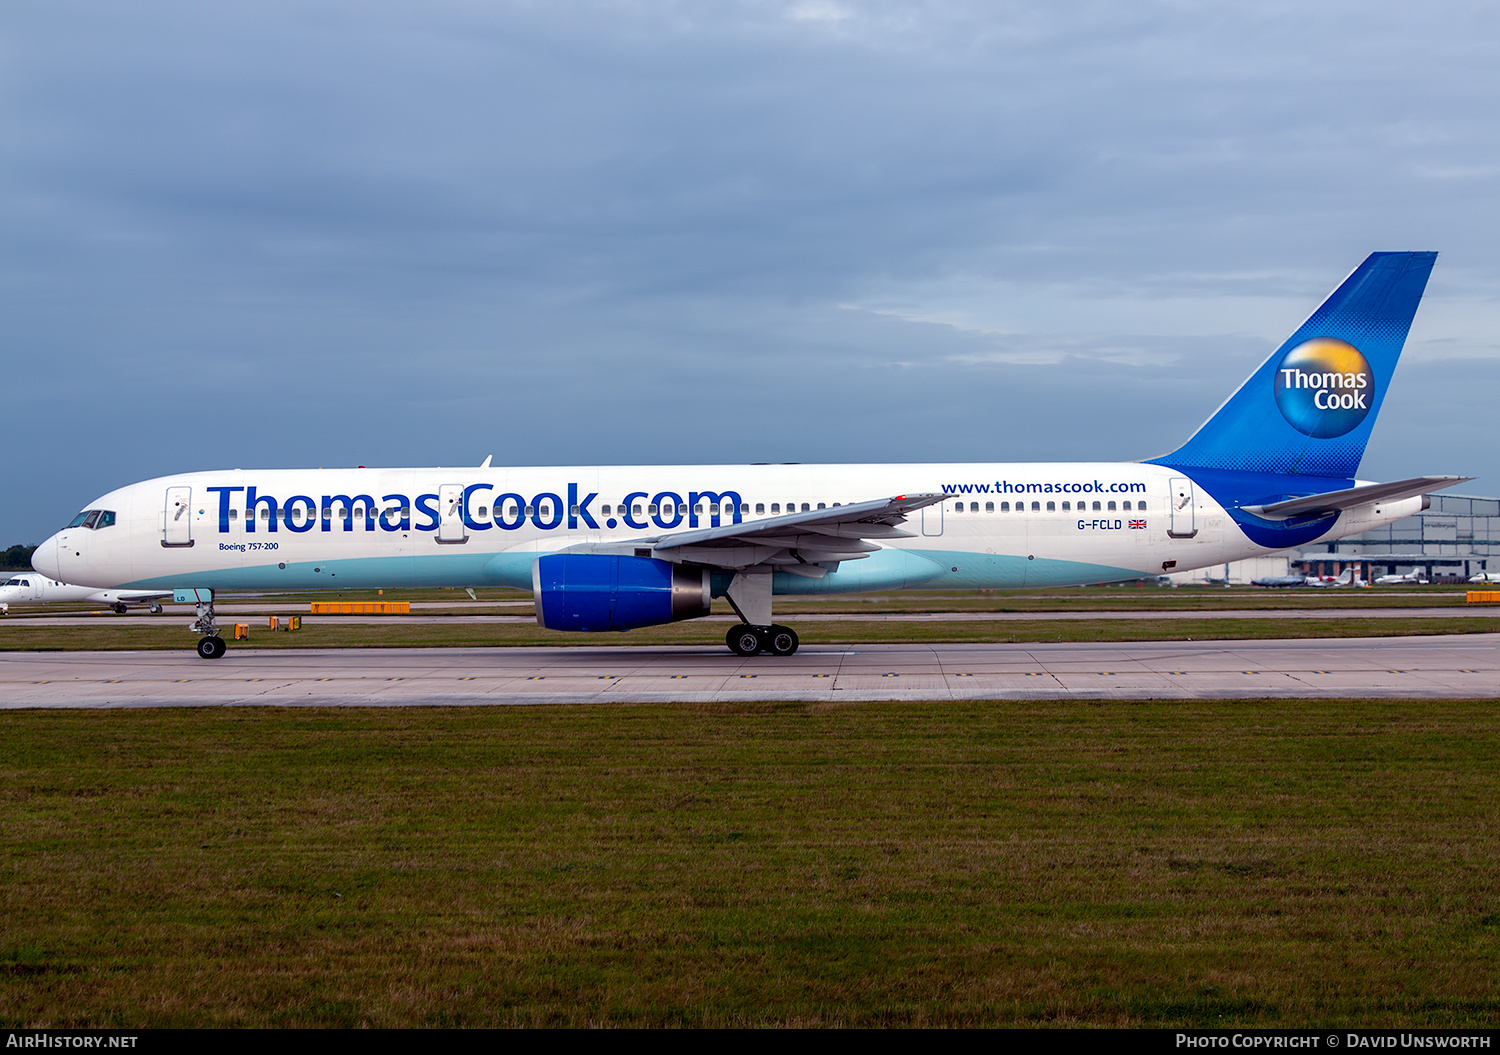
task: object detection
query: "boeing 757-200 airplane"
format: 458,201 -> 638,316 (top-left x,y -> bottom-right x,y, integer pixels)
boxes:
32,252 -> 1470,658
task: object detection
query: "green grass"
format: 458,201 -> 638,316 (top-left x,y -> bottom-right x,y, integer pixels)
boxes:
3,700 -> 1499,1027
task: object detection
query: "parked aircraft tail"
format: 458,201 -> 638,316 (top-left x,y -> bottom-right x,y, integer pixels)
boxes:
1148,251 -> 1436,479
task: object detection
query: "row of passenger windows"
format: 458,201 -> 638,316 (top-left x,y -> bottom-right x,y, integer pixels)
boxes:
220,497 -> 1146,523
953,499 -> 1145,513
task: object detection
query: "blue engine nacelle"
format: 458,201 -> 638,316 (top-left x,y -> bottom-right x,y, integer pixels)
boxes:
532,554 -> 711,632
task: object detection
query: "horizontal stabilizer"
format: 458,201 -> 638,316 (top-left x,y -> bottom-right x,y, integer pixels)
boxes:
1239,475 -> 1471,520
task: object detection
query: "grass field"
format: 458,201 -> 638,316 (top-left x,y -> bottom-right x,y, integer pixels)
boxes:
4,700 -> 1499,1027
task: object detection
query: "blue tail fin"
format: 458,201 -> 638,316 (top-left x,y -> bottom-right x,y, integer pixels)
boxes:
1148,252 -> 1436,479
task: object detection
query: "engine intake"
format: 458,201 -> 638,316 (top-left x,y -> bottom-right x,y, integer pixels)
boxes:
533,554 -> 711,632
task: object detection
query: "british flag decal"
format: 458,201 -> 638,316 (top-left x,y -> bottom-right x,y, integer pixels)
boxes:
1129,519 -> 1147,529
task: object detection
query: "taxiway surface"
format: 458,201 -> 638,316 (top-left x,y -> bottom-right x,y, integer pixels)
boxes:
4,635 -> 1497,707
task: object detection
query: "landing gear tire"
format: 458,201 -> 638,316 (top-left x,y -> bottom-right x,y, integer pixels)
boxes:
767,624 -> 799,656
149,602 -> 163,614
112,602 -> 128,614
197,636 -> 226,660
727,625 -> 763,656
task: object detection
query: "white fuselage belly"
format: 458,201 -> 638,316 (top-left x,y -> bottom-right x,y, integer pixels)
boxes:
44,462 -> 1421,594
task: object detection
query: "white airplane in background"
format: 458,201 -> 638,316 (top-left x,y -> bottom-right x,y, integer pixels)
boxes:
1373,571 -> 1428,585
31,252 -> 1473,659
1305,568 -> 1362,587
1251,574 -> 1309,588
0,572 -> 170,615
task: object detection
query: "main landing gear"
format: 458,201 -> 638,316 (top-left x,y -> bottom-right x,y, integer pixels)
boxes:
726,623 -> 799,657
721,572 -> 798,656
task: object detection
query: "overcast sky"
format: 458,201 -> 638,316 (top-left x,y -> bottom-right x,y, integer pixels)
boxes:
3,1 -> 1498,543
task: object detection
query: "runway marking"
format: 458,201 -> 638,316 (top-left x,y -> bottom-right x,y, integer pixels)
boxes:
882,673 -> 899,677
671,675 -> 687,679
528,676 -> 545,680
740,674 -> 757,678
458,676 -> 476,681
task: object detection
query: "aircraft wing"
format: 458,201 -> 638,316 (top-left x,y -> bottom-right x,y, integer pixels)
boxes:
567,492 -> 948,577
1240,475 -> 1471,520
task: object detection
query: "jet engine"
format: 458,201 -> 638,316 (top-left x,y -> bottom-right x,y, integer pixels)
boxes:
532,554 -> 711,632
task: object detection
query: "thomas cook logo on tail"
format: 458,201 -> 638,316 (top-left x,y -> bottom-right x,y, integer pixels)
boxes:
1273,338 -> 1374,438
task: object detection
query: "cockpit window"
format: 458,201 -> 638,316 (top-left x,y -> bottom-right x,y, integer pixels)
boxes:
4,578 -> 20,586
82,511 -> 100,529
97,511 -> 116,528
67,511 -> 91,528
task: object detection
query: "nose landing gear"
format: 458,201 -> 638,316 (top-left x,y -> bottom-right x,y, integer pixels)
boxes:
188,592 -> 225,659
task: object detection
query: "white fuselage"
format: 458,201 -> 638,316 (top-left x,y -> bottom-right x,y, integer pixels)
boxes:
33,462 -> 1424,595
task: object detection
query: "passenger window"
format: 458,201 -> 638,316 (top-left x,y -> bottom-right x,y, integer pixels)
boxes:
261,509 -> 270,520
1062,501 -> 1070,511
1046,501 -> 1055,512
507,505 -> 518,517
801,503 -> 810,512
1121,501 -> 1131,511
632,504 -> 642,516
968,502 -> 977,512
1031,501 -> 1040,511
771,503 -> 780,513
985,502 -> 994,512
601,504 -> 611,515
1108,501 -> 1116,511
756,503 -> 765,514
816,502 -> 826,510
1001,502 -> 1009,512
954,502 -> 963,512
1137,502 -> 1147,513
1092,501 -> 1101,511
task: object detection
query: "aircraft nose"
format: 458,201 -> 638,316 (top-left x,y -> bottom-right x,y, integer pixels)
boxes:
31,534 -> 61,579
